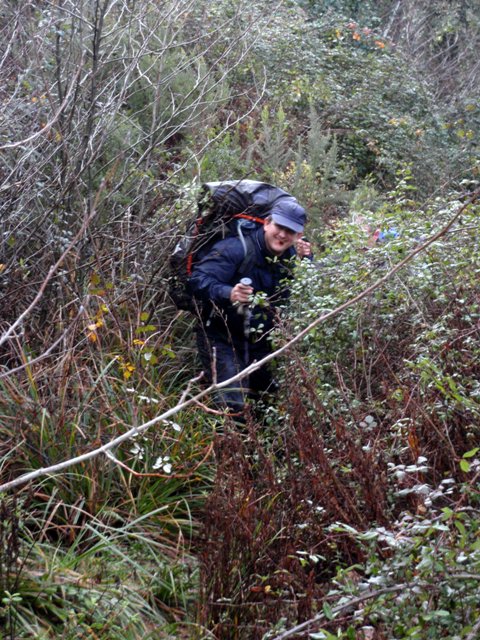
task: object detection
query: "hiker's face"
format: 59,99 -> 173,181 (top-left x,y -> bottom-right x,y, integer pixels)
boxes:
264,219 -> 301,256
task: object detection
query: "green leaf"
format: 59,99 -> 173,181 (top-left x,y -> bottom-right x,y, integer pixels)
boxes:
135,324 -> 157,334
309,631 -> 336,640
322,601 -> 334,620
455,520 -> 466,536
460,459 -> 470,473
463,448 -> 479,459
346,627 -> 356,640
161,345 -> 177,359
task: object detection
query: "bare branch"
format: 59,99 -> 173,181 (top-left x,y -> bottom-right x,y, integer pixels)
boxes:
0,179 -> 107,348
0,61 -> 84,151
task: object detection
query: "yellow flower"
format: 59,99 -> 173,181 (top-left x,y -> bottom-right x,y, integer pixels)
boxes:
122,363 -> 135,380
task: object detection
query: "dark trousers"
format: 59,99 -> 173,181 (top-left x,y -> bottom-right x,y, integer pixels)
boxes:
196,327 -> 274,413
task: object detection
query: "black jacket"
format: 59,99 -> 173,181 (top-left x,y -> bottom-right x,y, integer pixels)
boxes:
189,227 -> 296,343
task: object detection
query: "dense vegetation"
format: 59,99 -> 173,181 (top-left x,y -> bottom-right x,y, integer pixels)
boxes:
0,0 -> 479,638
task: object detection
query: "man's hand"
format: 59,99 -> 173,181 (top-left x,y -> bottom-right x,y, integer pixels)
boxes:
295,237 -> 312,259
230,282 -> 253,304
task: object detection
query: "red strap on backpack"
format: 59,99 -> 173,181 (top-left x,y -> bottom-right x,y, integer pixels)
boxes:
234,213 -> 266,225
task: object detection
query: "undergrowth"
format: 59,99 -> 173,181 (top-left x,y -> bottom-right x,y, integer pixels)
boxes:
198,183 -> 480,639
0,322 -> 214,638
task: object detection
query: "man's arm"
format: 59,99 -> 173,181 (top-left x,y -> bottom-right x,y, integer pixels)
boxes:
189,238 -> 247,305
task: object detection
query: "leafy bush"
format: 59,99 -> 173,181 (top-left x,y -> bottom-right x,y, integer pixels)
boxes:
311,464 -> 480,639
241,4 -> 475,194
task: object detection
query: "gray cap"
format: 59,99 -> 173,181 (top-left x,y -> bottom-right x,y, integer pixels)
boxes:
271,198 -> 306,233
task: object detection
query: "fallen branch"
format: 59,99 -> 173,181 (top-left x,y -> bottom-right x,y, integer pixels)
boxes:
0,191 -> 477,493
272,582 -> 413,640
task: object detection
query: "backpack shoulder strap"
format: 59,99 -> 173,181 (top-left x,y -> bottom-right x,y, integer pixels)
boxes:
237,233 -> 257,278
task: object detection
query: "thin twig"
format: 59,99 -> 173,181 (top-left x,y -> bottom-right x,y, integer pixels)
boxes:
104,440 -> 214,480
0,60 -> 84,151
0,164 -> 118,349
0,306 -> 85,380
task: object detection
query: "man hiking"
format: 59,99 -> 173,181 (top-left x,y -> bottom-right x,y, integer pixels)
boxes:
189,199 -> 311,415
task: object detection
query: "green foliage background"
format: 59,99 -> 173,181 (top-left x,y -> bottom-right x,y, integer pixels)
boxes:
0,0 -> 479,638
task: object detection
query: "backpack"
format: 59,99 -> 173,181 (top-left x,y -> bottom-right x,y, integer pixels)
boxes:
169,179 -> 297,311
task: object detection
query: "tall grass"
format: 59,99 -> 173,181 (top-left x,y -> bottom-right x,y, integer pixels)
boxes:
0,311 -> 215,638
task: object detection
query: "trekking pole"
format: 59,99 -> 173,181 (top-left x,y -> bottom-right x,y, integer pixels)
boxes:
236,277 -> 253,365
238,277 -> 253,338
